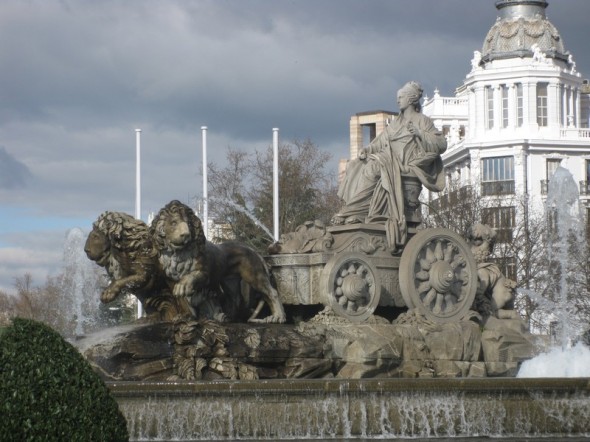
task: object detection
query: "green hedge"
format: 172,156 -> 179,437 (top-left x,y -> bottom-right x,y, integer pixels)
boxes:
0,318 -> 128,441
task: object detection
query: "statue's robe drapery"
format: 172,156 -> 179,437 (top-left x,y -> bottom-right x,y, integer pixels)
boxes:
337,112 -> 447,251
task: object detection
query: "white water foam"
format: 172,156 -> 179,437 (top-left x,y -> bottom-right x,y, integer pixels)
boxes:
518,343 -> 590,378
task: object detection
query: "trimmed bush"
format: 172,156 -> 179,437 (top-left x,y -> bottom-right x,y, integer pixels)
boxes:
0,318 -> 128,441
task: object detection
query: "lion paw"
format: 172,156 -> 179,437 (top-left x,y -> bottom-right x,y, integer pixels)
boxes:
173,281 -> 193,297
101,287 -> 118,304
248,314 -> 286,324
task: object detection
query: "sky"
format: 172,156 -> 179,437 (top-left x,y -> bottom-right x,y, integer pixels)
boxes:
1,0 -> 589,293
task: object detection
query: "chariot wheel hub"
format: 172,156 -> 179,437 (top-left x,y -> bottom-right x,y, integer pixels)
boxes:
429,260 -> 454,293
341,274 -> 368,302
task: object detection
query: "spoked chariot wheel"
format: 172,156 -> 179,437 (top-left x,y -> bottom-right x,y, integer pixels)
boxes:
399,228 -> 477,323
320,253 -> 381,323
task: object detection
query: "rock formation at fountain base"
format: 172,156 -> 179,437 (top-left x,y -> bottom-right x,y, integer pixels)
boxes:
78,307 -> 541,381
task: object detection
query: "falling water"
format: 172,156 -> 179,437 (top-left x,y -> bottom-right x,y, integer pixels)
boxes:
61,227 -> 102,336
114,378 -> 590,440
518,166 -> 590,377
544,166 -> 585,347
208,196 -> 275,241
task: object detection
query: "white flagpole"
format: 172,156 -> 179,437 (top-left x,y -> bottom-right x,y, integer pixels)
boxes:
135,128 -> 143,318
273,128 -> 279,242
201,126 -> 208,239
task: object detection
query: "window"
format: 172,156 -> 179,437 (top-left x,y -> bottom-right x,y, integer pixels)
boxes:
582,160 -> 590,195
537,82 -> 548,127
546,159 -> 561,180
486,86 -> 494,129
516,83 -> 523,127
481,156 -> 515,195
482,206 -> 516,243
489,256 -> 517,282
542,158 -> 562,195
501,85 -> 509,128
362,123 -> 377,145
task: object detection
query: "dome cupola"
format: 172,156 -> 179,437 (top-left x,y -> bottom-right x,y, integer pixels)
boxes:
481,0 -> 569,65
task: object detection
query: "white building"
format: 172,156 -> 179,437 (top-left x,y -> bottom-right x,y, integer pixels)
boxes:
348,0 -> 590,247
345,0 -> 590,334
422,0 -> 590,216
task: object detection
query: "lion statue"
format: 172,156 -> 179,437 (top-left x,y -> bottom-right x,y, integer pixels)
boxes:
84,211 -> 192,321
150,200 -> 286,324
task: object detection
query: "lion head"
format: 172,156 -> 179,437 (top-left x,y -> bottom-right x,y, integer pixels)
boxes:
85,211 -> 153,266
85,211 -> 158,302
150,200 -> 206,253
85,209 -> 195,320
84,225 -> 111,267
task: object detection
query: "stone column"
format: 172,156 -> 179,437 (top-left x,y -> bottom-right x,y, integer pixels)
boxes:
508,83 -> 516,128
559,84 -> 567,128
472,86 -> 484,139
526,82 -> 537,130
576,87 -> 581,128
494,84 -> 502,132
514,147 -> 527,196
548,82 -> 560,130
568,86 -> 575,128
470,149 -> 481,186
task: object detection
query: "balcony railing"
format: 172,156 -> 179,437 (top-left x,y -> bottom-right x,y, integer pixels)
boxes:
481,180 -> 515,196
543,180 -> 590,197
559,128 -> 590,139
423,95 -> 468,118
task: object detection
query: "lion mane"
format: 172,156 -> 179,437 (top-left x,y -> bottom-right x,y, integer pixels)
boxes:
150,200 -> 286,324
85,210 -> 190,320
86,211 -> 154,284
151,200 -> 208,283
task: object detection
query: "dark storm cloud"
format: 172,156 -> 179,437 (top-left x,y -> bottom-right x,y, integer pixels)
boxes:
0,147 -> 32,189
0,0 -> 589,290
1,0 -> 587,154
0,0 -> 588,211
0,1 -> 487,141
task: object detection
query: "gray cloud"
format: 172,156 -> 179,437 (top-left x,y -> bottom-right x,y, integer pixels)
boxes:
0,0 -> 589,289
0,147 -> 32,189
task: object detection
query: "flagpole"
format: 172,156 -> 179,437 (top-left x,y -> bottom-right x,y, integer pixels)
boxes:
273,128 -> 279,242
201,126 -> 208,239
135,128 -> 143,318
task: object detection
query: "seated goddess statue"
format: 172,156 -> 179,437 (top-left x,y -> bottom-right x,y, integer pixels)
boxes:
332,81 -> 447,252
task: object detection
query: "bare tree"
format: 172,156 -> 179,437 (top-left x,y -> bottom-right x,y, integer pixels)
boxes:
421,182 -> 583,334
0,289 -> 32,326
421,181 -> 485,238
207,139 -> 340,252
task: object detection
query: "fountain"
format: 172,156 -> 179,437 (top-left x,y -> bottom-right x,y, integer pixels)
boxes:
517,166 -> 590,378
72,84 -> 590,439
61,227 -> 103,336
208,195 -> 275,242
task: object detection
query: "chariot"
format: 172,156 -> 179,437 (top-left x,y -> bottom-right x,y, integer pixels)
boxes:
266,176 -> 478,324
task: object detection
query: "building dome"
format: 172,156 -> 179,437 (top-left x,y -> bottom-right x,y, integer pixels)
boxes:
481,0 -> 568,64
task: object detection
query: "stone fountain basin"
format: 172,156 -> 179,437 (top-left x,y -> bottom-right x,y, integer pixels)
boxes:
110,377 -> 590,440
